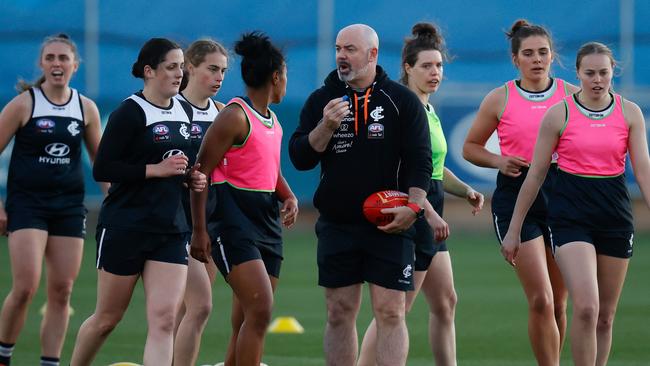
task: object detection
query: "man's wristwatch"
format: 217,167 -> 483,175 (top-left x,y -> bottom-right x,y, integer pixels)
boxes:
406,202 -> 425,219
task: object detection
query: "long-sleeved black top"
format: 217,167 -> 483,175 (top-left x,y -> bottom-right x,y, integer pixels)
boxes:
289,66 -> 432,223
93,92 -> 193,233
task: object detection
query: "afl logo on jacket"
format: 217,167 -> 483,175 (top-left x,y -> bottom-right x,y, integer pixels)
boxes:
368,123 -> 384,139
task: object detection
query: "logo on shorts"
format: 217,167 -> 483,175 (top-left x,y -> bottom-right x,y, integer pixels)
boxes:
163,149 -> 185,160
402,264 -> 412,278
628,233 -> 634,256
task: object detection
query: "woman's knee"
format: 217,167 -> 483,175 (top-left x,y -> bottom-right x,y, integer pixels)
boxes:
94,313 -> 123,337
573,301 -> 599,327
596,307 -> 617,333
246,302 -> 273,332
527,291 -> 554,315
553,299 -> 567,319
48,280 -> 75,307
149,305 -> 179,334
10,282 -> 39,306
186,299 -> 213,324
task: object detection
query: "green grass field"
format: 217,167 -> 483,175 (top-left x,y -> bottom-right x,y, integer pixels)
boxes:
1,224 -> 649,365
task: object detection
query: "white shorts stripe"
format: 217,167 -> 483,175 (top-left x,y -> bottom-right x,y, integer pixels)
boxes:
218,237 -> 230,274
494,214 -> 503,244
96,228 -> 107,268
548,226 -> 556,256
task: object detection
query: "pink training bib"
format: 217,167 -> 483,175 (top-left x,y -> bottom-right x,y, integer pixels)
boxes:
497,78 -> 568,162
557,93 -> 628,177
211,97 -> 283,191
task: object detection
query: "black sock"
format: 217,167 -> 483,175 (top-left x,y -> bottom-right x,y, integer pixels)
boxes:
40,356 -> 60,366
0,341 -> 15,366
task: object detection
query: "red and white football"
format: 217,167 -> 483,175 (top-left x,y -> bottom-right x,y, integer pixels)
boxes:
363,190 -> 409,226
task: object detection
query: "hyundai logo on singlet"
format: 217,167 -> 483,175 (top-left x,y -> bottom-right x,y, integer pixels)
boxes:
163,149 -> 185,159
45,143 -> 70,157
153,124 -> 169,135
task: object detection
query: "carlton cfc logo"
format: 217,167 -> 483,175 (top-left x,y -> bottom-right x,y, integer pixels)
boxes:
370,106 -> 384,122
153,124 -> 169,135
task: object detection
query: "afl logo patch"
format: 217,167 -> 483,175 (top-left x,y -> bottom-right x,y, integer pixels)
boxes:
368,123 -> 384,139
45,142 -> 70,157
153,124 -> 169,135
163,149 -> 185,159
36,119 -> 55,133
153,124 -> 171,142
191,124 -> 202,135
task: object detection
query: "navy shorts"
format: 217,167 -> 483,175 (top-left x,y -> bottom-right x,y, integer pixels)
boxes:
549,226 -> 633,258
316,218 -> 415,291
492,212 -> 550,245
414,179 -> 447,271
492,166 -> 556,246
7,208 -> 87,238
548,170 -> 634,259
211,235 -> 283,279
96,226 -> 189,276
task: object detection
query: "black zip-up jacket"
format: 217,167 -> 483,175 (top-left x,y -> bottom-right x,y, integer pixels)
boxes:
289,66 -> 432,223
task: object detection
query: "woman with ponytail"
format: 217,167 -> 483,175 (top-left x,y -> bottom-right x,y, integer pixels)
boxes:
70,37 -> 206,366
463,19 -> 579,365
173,38 -> 228,366
357,22 -> 484,366
502,42 -> 650,366
189,31 -> 298,366
0,33 -> 102,366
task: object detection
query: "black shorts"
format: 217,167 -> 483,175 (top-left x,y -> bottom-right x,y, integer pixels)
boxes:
316,218 -> 415,291
548,170 -> 633,233
549,226 -> 633,258
211,235 -> 283,279
96,226 -> 189,276
414,179 -> 447,271
7,208 -> 87,238
492,212 -> 550,245
491,166 -> 556,246
547,170 -> 634,259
